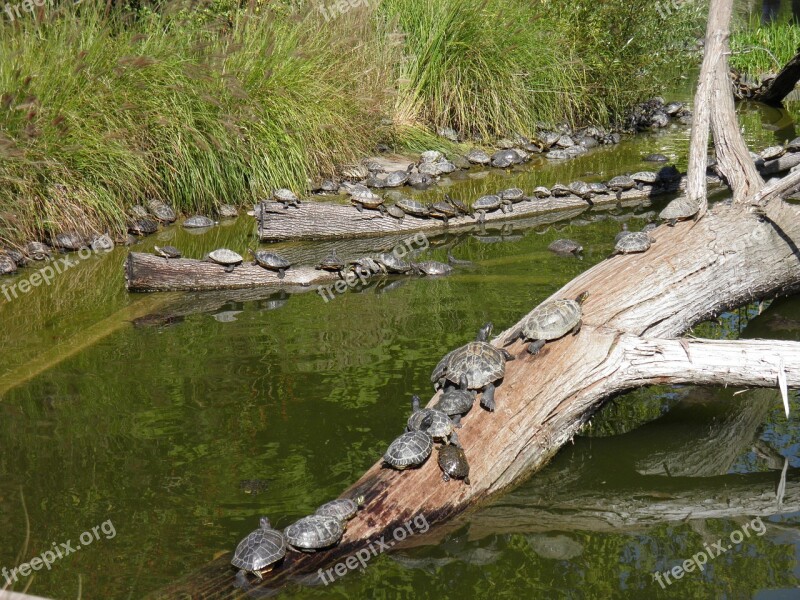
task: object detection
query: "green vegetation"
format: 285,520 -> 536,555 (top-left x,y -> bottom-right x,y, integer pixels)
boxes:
731,20 -> 800,75
0,0 -> 703,245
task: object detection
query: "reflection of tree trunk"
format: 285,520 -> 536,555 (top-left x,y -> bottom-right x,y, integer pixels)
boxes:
151,2 -> 800,597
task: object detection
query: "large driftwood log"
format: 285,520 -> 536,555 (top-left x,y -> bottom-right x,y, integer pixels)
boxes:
748,48 -> 800,106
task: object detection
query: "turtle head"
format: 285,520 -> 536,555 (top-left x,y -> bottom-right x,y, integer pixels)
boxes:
259,517 -> 272,530
477,322 -> 494,341
458,374 -> 469,391
247,248 -> 256,257
575,291 -> 589,305
355,495 -> 365,507
411,395 -> 421,412
449,430 -> 461,448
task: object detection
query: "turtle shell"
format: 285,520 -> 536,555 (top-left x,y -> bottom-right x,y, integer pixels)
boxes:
129,205 -> 149,219
253,251 -> 290,270
184,215 -> 215,228
413,261 -> 452,276
284,515 -> 344,551
129,218 -> 159,235
659,196 -> 699,221
218,204 -> 239,218
387,205 -> 406,219
383,430 -> 433,469
522,298 -> 583,341
351,190 -> 384,209
208,248 -> 243,266
340,164 -> 369,180
26,241 -> 51,260
548,239 -> 583,255
0,254 -> 17,275
631,171 -> 658,184
438,444 -> 470,482
232,526 -> 286,572
614,231 -> 652,254
384,170 -> 409,187
434,388 -> 475,416
443,341 -> 506,389
761,146 -> 786,160
466,149 -> 491,165
430,201 -> 458,217
420,150 -> 443,164
155,245 -> 181,259
397,198 -> 429,217
407,408 -> 453,440
608,175 -> 635,190
273,189 -> 299,203
473,195 -> 502,210
53,232 -> 86,250
376,253 -> 410,273
499,188 -> 525,202
318,252 -> 344,271
533,186 -> 551,198
550,183 -> 571,197
491,149 -> 520,168
315,498 -> 360,521
148,200 -> 177,223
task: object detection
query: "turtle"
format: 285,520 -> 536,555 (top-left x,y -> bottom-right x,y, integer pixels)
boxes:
365,175 -> 386,189
555,134 -> 575,148
417,161 -> 444,177
631,171 -> 659,186
249,249 -> 291,278
218,204 -> 239,218
472,195 -> 508,223
612,231 -> 653,255
147,200 -> 177,223
411,261 -> 453,277
548,239 -> 583,256
386,204 -> 406,220
207,248 -> 244,273
588,182 -> 610,195
231,517 -> 287,583
183,215 -> 216,228
339,164 -> 369,180
787,137 -> 800,152
569,181 -> 595,202
550,183 -> 572,197
375,252 -> 412,274
504,291 -> 589,355
362,159 -> 386,174
0,254 -> 17,275
490,149 -> 521,168
664,102 -> 685,116
466,148 -> 491,165
433,374 -> 475,427
348,256 -> 382,277
129,218 -> 159,236
434,159 -> 457,174
659,195 -> 702,225
761,146 -> 786,161
532,186 -> 552,199
642,222 -> 658,233
273,189 -> 301,209
437,431 -> 470,485
318,179 -> 339,194
154,245 -> 182,259
350,189 -> 386,215
450,155 -> 472,170
314,496 -> 364,521
431,322 -> 514,412
316,249 -> 345,277
384,165 -> 414,188
284,515 -> 344,552
407,395 -> 454,441
129,205 -> 150,219
4,249 -> 26,266
546,150 -> 570,160
428,200 -> 460,225
438,127 -> 459,142
444,194 -> 472,217
383,416 -> 435,469
407,172 -> 436,188
608,175 -> 636,200
499,188 -> 525,203
52,231 -> 85,251
25,241 -> 51,261
420,150 -> 443,164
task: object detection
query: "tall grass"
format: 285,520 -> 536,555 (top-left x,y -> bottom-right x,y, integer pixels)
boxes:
730,21 -> 800,75
0,0 -> 702,246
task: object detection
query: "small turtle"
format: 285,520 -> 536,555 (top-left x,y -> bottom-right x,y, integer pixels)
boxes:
249,249 -> 291,278
284,515 -> 344,552
340,164 -> 370,180
129,205 -> 150,219
231,517 -> 286,583
608,175 -> 636,191
365,175 -> 386,188
147,200 -> 177,223
569,181 -> 595,202
348,256 -> 382,277
761,146 -> 786,161
386,204 -> 406,220
631,171 -> 659,186
472,195 -> 509,223
4,249 -> 26,266
315,496 -> 364,521
532,186 -> 551,199
665,102 -> 685,116
431,322 -> 514,412
418,161 -> 444,177
273,189 -> 301,209
445,194 -> 472,217
466,148 -> 491,165
550,183 -> 572,197
434,159 -> 457,174
589,182 -> 610,195
384,415 -> 434,469
438,127 -> 459,142
407,395 -> 454,441
407,172 -> 436,188
362,159 -> 385,174
499,188 -> 525,203
491,149 -> 521,168
612,231 -> 653,255
26,241 -> 51,261
433,374 -> 475,427
129,218 -> 159,236
437,431 -> 470,485
548,239 -> 583,255
319,179 -> 339,194
351,189 -> 386,215
375,252 -> 411,274
411,261 -> 453,277
154,245 -> 181,259
52,231 -> 86,251
420,150 -> 443,164
504,291 -> 589,355
218,204 -> 239,218
207,248 -> 244,273
643,153 -> 668,163
396,197 -> 430,218
0,254 -> 17,275
428,200 -> 460,226
659,195 -> 701,225
316,249 -> 345,277
183,215 -> 216,228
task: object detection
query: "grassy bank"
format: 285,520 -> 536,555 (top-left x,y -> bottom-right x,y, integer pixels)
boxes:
0,0 -> 703,246
731,20 -> 800,75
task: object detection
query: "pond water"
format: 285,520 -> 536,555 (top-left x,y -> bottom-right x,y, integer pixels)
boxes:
2,93 -> 800,599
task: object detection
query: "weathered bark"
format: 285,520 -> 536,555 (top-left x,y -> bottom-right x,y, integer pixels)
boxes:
750,48 -> 800,106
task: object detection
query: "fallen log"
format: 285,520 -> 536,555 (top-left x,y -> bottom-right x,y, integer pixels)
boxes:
748,48 -> 800,106
151,2 -> 800,597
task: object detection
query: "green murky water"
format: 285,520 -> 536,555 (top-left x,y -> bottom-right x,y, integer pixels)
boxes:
2,95 -> 800,599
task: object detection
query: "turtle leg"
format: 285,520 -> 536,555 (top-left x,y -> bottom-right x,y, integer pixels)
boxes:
464,476 -> 471,485
528,339 -> 545,355
443,215 -> 449,226
278,268 -> 285,279
355,203 -> 363,213
501,348 -> 515,361
225,265 -> 234,273
442,472 -> 450,482
571,319 -> 583,335
452,414 -> 462,428
378,205 -> 387,216
481,384 -> 496,412
478,211 -> 485,224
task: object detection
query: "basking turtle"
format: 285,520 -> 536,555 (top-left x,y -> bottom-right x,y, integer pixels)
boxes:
386,204 -> 406,220
434,159 -> 457,175
466,148 -> 491,165
504,291 -> 589,355
284,515 -> 344,552
433,374 -> 475,426
407,172 -> 436,188
339,164 -> 370,180
407,395 -> 455,441
588,182 -> 610,195
445,194 -> 471,217
420,150 -> 443,164
499,188 -> 525,203
643,153 -> 669,163
569,181 -> 595,202
656,165 -> 681,183
550,183 -> 572,197
88,234 -> 112,252
183,215 -> 216,228
428,200 -> 460,225
375,252 -> 411,274
315,496 -> 364,521
273,189 -> 301,209
316,249 -> 345,277
472,195 -> 508,223
761,146 -> 786,160
659,195 -> 701,225
206,248 -> 244,273
318,179 -> 339,194
437,432 -> 470,485
417,161 -> 444,177
231,517 -> 286,583
548,239 -> 583,256
129,205 -> 150,219
351,189 -> 386,215
612,231 -> 653,255
384,414 -> 434,469
491,149 -> 521,168
129,218 -> 159,236
411,261 -> 453,277
665,102 -> 685,116
52,231 -> 85,251
148,200 -> 177,223
249,249 -> 291,278
431,322 -> 514,412
608,175 -> 636,194
532,186 -> 552,199
631,171 -> 658,187
218,204 -> 239,218
396,197 -> 430,218
348,256 -> 382,277
4,249 -> 26,266
0,254 -> 17,275
26,241 -> 51,261
154,245 -> 181,259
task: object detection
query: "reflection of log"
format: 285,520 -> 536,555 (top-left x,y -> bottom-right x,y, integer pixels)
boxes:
751,48 -> 800,106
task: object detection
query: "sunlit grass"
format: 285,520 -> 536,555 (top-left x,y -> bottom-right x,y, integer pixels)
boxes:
731,21 -> 800,75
